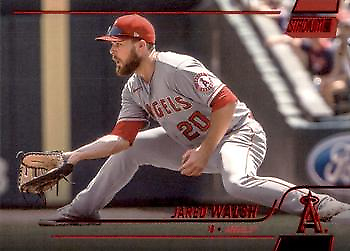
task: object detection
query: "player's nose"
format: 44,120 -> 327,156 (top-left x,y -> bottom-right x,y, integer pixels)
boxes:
109,44 -> 117,55
109,46 -> 114,55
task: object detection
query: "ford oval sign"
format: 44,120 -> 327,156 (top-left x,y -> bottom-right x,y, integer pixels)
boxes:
307,133 -> 350,186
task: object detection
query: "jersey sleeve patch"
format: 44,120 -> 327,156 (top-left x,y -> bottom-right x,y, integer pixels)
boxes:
194,73 -> 214,93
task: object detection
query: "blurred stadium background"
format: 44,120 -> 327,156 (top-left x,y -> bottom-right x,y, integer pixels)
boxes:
1,0 -> 350,210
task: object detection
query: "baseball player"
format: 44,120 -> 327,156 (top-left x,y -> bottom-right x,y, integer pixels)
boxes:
45,14 -> 350,224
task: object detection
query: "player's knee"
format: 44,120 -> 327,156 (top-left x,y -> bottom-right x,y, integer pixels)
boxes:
222,176 -> 242,194
222,175 -> 256,194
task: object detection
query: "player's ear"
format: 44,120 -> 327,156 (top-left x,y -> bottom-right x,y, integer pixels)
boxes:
135,39 -> 147,54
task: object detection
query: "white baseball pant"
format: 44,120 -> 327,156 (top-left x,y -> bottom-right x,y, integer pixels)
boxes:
58,118 -> 315,218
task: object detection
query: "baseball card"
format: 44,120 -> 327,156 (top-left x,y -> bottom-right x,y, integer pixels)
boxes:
1,0 -> 350,250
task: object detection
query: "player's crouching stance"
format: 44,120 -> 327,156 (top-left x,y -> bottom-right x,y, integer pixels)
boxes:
40,14 -> 350,226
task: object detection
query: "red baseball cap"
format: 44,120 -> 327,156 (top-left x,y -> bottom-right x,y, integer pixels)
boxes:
96,14 -> 155,44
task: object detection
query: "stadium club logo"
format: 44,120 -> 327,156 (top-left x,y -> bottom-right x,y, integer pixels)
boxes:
286,0 -> 340,37
307,133 -> 350,186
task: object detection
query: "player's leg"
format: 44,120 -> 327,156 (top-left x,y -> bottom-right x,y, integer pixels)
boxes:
217,119 -> 321,215
57,127 -> 186,219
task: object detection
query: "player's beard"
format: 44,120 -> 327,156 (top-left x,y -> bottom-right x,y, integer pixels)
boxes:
115,48 -> 142,76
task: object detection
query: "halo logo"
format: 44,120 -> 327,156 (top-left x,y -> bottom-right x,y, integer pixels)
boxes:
307,134 -> 350,186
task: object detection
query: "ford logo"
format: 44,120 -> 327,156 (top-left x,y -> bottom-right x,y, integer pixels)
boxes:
307,133 -> 350,186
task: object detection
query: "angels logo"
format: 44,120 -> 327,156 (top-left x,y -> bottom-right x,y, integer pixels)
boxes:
194,73 -> 214,93
306,133 -> 350,186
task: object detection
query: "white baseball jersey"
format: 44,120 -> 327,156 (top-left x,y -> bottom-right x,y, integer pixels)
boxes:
118,51 -> 252,147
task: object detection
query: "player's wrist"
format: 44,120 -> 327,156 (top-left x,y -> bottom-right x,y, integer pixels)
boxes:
197,144 -> 215,158
65,151 -> 83,165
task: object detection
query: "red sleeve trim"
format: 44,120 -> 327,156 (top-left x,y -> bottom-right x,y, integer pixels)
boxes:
110,121 -> 145,145
210,86 -> 238,112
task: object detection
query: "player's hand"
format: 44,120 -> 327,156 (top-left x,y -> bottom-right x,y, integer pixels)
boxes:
179,148 -> 210,176
63,151 -> 81,165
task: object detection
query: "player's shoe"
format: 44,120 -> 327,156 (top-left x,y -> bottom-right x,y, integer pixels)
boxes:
39,215 -> 101,226
317,196 -> 350,223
